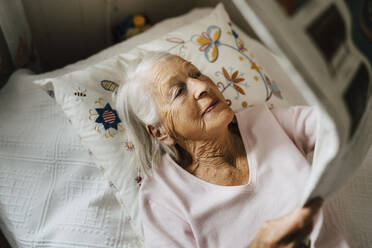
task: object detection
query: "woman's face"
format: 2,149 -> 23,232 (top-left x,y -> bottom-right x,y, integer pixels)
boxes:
147,56 -> 234,142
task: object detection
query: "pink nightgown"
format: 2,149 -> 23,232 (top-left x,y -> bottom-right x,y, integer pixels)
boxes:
139,103 -> 349,248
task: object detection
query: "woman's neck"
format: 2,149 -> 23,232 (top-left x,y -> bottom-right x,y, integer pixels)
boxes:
177,121 -> 247,174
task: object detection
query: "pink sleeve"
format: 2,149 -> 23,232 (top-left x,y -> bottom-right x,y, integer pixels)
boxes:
141,199 -> 196,248
270,105 -> 317,155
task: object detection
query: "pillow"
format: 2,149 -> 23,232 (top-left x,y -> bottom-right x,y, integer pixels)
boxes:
33,3 -> 290,240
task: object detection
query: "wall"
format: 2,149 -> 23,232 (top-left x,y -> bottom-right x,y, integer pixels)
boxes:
22,0 -> 111,71
0,0 -> 31,87
21,0 -> 199,72
0,0 -> 31,65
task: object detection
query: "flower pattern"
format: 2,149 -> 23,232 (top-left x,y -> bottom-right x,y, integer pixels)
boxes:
228,22 -> 247,52
100,80 -> 119,93
222,67 -> 246,95
95,103 -> 121,130
265,75 -> 283,99
89,99 -> 125,138
192,25 -> 221,62
190,24 -> 281,102
166,37 -> 185,44
216,67 -> 247,98
125,141 -> 135,151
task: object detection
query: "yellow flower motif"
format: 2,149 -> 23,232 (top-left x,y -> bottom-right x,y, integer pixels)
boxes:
250,61 -> 260,72
192,25 -> 221,62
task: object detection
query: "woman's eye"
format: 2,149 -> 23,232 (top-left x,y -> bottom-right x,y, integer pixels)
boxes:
175,87 -> 183,97
191,71 -> 201,78
174,83 -> 186,98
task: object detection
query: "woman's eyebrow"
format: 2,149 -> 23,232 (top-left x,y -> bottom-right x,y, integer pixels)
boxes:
163,76 -> 178,97
188,63 -> 199,72
166,75 -> 180,86
186,62 -> 195,71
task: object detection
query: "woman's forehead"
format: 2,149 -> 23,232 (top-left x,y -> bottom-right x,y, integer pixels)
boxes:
155,56 -> 190,72
150,56 -> 192,85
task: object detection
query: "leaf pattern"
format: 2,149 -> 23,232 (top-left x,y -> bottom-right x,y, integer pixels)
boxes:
219,67 -> 247,96
234,78 -> 244,83
166,37 -> 185,44
222,67 -> 231,81
233,84 -> 245,95
231,71 -> 238,80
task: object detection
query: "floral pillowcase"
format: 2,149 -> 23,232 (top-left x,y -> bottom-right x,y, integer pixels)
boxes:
33,3 -> 289,239
139,9 -> 285,112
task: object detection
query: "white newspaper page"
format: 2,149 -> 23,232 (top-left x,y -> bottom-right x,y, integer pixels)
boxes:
303,100 -> 372,202
233,0 -> 372,205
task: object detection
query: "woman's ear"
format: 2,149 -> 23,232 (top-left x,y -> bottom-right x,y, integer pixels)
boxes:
147,124 -> 176,146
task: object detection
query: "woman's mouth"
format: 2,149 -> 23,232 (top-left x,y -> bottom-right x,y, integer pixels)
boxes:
203,98 -> 219,115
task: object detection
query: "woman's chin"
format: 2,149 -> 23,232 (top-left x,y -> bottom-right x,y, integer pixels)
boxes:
204,106 -> 234,134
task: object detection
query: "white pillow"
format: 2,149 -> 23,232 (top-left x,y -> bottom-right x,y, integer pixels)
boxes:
33,3 -> 290,239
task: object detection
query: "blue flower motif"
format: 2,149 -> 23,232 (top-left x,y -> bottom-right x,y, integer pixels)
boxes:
95,103 -> 121,130
192,25 -> 221,62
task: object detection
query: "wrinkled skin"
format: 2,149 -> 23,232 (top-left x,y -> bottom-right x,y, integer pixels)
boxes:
148,56 -> 233,142
146,56 -> 249,186
144,55 -> 322,247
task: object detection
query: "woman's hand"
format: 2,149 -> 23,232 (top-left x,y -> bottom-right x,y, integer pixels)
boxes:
250,198 -> 323,248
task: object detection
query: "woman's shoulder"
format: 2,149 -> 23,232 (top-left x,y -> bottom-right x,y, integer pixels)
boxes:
139,153 -> 197,217
234,103 -> 306,136
235,103 -> 314,124
235,102 -> 274,117
139,155 -> 168,195
139,153 -> 187,202
234,103 -> 271,126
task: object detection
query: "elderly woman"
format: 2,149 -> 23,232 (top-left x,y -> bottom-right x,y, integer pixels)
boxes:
116,52 -> 349,247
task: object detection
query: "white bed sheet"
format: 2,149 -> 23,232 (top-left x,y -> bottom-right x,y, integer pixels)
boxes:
0,69 -> 139,247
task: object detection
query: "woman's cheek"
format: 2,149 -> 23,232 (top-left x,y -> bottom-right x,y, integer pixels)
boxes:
162,107 -> 189,141
174,106 -> 201,139
162,110 -> 177,136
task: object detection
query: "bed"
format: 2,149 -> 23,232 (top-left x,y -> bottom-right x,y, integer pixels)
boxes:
1,3 -> 372,248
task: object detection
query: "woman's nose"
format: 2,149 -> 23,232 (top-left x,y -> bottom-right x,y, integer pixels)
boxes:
190,78 -> 209,100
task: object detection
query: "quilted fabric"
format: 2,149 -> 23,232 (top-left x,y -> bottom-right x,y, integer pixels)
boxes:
0,70 -> 139,247
33,3 -> 292,239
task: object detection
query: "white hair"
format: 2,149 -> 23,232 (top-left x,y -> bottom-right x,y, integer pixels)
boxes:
115,51 -> 179,175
